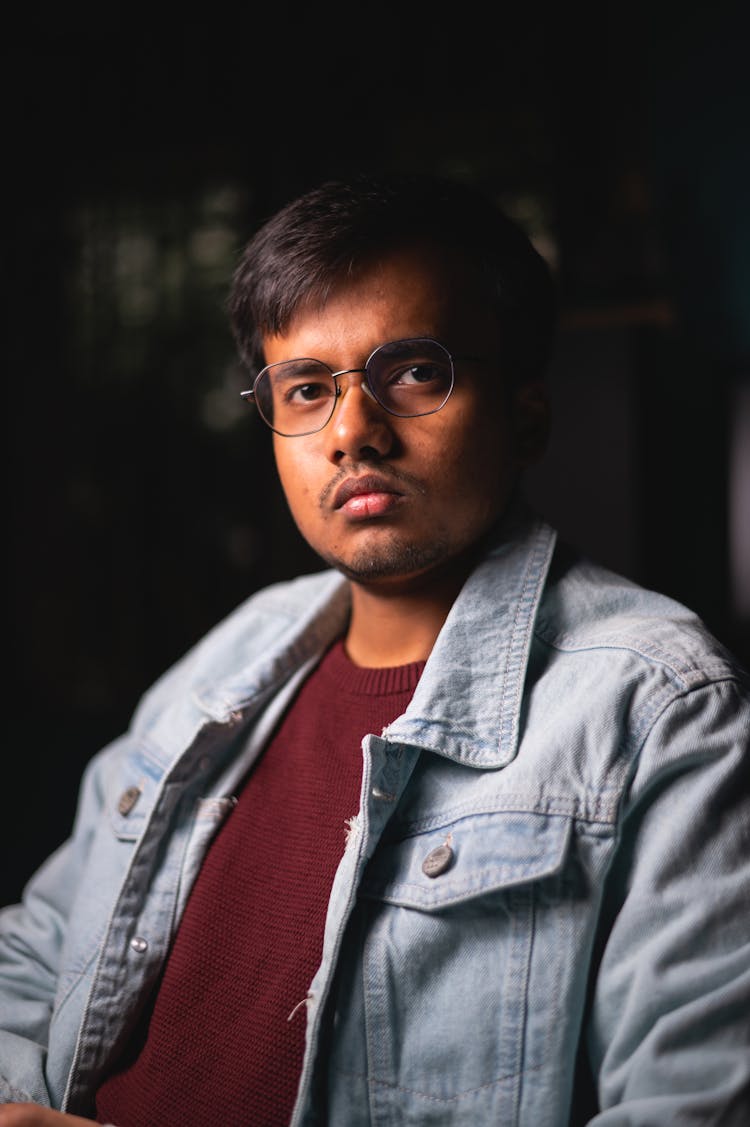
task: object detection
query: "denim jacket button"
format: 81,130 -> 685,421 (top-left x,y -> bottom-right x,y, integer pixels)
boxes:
422,844 -> 454,878
130,936 -> 148,953
117,785 -> 141,816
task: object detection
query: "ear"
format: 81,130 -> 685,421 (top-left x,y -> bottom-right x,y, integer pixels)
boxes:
511,380 -> 550,467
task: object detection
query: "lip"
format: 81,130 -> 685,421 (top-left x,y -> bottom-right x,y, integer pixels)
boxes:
332,474 -> 404,511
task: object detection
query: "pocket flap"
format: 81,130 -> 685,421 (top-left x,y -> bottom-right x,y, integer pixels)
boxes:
361,811 -> 573,910
109,748 -> 164,840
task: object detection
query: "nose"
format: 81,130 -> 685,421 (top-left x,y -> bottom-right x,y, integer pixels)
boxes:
324,369 -> 395,463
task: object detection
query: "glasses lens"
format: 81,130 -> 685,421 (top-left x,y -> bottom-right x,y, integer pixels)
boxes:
254,360 -> 336,436
367,339 -> 454,418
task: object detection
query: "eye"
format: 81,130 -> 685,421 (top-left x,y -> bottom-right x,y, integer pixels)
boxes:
266,361 -> 335,411
388,362 -> 445,386
283,380 -> 333,406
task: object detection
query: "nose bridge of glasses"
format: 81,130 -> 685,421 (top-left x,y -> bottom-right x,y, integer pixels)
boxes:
331,366 -> 377,403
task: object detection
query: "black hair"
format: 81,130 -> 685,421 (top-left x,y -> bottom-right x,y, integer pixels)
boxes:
228,172 -> 557,385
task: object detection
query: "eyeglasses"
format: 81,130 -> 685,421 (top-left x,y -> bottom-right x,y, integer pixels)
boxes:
240,337 -> 456,437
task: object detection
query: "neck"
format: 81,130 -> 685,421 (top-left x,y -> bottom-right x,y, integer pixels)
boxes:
343,565 -> 471,669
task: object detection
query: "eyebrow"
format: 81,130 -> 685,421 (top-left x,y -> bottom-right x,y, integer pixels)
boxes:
269,359 -> 328,378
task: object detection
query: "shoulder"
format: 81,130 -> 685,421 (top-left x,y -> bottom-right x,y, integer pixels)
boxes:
131,568 -> 349,727
533,542 -> 746,693
517,539 -> 749,818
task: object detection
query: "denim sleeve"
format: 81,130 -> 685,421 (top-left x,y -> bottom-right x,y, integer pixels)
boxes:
586,676 -> 750,1124
0,738 -> 120,1106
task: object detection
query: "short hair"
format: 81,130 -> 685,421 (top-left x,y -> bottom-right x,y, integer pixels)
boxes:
228,172 -> 557,386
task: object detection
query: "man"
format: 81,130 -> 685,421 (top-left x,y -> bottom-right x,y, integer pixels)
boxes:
1,173 -> 748,1127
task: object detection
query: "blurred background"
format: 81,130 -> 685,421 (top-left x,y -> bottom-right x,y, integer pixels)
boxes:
5,1 -> 749,905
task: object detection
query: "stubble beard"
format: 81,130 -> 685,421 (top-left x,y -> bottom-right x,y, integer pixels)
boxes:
320,531 -> 453,583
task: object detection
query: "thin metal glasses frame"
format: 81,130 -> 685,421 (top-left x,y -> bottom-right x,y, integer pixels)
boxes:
240,336 -> 458,438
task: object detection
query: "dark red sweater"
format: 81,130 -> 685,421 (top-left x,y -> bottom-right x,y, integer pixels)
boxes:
95,639 -> 424,1127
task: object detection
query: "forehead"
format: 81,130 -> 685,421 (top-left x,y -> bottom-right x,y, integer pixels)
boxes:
262,245 -> 501,365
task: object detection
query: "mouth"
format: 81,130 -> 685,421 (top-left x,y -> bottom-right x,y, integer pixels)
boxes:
332,474 -> 405,519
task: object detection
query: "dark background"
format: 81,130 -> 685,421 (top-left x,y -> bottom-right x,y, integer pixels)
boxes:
5,2 -> 749,905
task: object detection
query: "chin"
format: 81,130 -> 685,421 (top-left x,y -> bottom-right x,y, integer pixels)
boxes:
321,536 -> 457,584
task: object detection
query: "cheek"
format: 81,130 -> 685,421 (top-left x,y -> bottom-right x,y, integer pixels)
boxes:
274,445 -> 317,517
441,411 -> 512,478
438,417 -> 517,518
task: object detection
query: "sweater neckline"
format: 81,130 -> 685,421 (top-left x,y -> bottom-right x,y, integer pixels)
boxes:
318,638 -> 426,696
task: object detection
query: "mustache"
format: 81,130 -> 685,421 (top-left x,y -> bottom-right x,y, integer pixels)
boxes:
319,463 -> 427,509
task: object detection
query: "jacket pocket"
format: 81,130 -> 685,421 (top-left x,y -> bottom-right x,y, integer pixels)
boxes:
326,810 -> 586,1125
108,746 -> 165,841
360,807 -> 573,909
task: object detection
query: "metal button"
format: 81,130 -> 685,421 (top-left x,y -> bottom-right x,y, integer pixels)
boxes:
130,936 -> 148,953
371,786 -> 396,802
117,785 -> 142,816
422,843 -> 454,878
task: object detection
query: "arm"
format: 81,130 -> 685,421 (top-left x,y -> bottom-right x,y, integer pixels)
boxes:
586,676 -> 750,1123
0,742 -> 121,1106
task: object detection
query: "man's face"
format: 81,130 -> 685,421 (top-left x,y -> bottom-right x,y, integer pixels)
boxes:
265,246 -> 546,593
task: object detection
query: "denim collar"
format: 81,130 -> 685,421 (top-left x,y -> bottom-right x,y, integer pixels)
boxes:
387,512 -> 556,768
169,508 -> 555,773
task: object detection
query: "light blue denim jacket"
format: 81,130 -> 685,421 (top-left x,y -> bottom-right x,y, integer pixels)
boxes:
1,513 -> 749,1125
